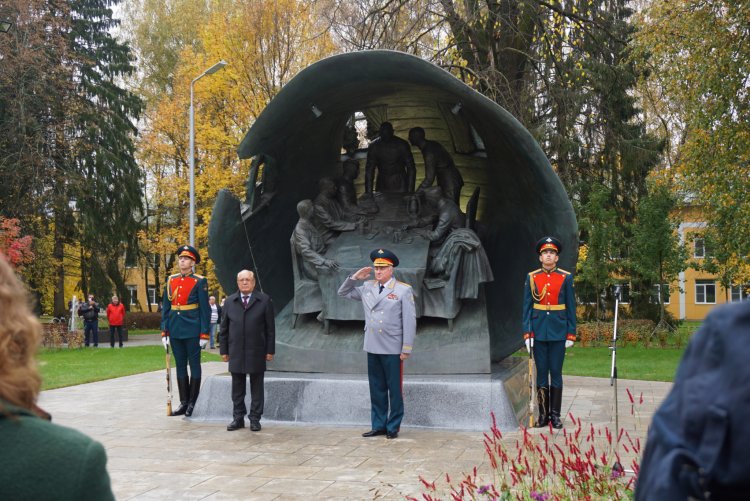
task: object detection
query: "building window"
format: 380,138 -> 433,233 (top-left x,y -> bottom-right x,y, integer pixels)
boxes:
693,238 -> 704,258
695,280 -> 716,304
693,237 -> 713,259
730,284 -> 750,302
148,286 -> 158,305
651,284 -> 671,305
127,285 -> 138,306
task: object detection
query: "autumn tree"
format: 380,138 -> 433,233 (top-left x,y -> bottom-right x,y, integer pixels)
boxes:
633,0 -> 750,288
125,0 -> 337,300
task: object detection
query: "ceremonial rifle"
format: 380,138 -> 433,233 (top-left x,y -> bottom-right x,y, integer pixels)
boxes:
610,286 -> 624,474
528,343 -> 537,428
166,344 -> 173,416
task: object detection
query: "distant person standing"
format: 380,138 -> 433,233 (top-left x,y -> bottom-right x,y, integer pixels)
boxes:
208,296 -> 222,349
161,245 -> 210,417
106,296 -> 125,348
338,248 -> 416,439
522,236 -> 576,429
78,294 -> 100,347
220,270 -> 275,432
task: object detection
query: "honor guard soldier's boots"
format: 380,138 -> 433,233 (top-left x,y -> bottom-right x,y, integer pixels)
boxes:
185,378 -> 201,417
171,377 -> 190,416
549,386 -> 563,429
535,387 -> 550,428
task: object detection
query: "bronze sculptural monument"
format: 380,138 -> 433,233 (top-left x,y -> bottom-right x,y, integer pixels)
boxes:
208,51 -> 577,378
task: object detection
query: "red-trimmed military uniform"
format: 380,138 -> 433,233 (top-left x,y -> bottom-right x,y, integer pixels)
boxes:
161,245 -> 210,416
522,236 -> 577,429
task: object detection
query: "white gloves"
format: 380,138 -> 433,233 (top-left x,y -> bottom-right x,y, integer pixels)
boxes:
565,340 -> 574,349
199,338 -> 208,349
525,338 -> 533,353
162,336 -> 170,350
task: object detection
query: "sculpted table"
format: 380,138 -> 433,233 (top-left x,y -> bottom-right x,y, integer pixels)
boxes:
316,193 -> 432,322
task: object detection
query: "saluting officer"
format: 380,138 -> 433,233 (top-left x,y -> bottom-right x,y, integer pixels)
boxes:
161,245 -> 210,417
338,248 -> 417,439
523,236 -> 577,429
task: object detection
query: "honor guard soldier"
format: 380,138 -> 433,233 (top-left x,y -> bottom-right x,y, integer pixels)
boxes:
338,248 -> 417,439
523,237 -> 577,429
161,245 -> 210,416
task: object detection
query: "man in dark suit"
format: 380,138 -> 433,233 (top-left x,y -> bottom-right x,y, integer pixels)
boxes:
219,270 -> 275,432
522,236 -> 577,429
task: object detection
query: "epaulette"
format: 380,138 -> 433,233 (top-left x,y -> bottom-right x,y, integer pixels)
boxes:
169,273 -> 180,279
193,274 -> 205,279
528,268 -> 542,275
396,280 -> 412,288
557,268 -> 570,275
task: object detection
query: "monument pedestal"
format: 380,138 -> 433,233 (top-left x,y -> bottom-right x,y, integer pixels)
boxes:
189,357 -> 528,432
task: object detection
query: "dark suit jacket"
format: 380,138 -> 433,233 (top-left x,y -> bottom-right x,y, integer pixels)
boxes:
219,290 -> 275,374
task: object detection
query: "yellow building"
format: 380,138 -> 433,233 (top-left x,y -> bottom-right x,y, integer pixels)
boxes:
122,255 -> 161,313
664,206 -> 748,321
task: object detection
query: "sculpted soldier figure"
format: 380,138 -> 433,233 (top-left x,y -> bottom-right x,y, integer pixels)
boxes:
292,199 -> 339,280
161,245 -> 210,417
408,127 -> 464,204
314,177 -> 364,244
417,187 -> 464,248
523,237 -> 576,429
364,122 -> 416,195
338,249 -> 416,439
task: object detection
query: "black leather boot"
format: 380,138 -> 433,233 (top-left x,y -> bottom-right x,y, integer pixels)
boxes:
549,386 -> 563,429
185,377 -> 201,417
535,387 -> 549,427
171,377 -> 189,416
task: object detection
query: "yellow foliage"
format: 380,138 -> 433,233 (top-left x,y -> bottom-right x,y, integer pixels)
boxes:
136,0 -> 336,292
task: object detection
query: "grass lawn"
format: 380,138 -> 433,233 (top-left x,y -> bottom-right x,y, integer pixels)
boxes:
515,345 -> 684,382
38,346 -> 222,390
563,345 -> 682,382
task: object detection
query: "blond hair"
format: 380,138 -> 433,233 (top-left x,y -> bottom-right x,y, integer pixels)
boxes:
0,253 -> 42,410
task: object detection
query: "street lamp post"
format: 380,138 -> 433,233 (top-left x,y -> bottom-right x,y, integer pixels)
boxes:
189,60 -> 227,246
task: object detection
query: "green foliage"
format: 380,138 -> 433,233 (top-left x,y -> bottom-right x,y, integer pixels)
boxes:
0,0 -> 143,313
633,0 -> 750,287
627,180 -> 687,321
576,185 -> 620,318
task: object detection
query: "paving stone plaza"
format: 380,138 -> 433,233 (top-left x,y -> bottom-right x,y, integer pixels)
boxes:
39,354 -> 671,500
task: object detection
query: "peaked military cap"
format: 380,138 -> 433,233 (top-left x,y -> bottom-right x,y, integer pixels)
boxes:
176,244 -> 201,264
536,236 -> 562,255
370,248 -> 399,267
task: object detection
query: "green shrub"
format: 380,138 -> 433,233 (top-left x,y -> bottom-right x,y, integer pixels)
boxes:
576,319 -> 656,347
125,312 -> 161,330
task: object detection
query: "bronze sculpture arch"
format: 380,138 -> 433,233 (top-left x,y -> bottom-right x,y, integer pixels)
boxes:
209,50 -> 577,372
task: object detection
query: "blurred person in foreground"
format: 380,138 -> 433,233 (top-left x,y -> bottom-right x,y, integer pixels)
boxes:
0,254 -> 114,500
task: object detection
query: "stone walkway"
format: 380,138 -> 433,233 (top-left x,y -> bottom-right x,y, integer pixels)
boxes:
38,363 -> 672,500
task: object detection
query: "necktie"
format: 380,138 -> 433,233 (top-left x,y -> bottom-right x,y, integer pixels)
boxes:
379,284 -> 384,294
242,296 -> 249,308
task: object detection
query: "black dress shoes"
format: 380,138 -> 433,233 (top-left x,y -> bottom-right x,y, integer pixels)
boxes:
362,429 -> 387,438
227,418 -> 245,431
250,420 -> 261,432
386,431 -> 398,439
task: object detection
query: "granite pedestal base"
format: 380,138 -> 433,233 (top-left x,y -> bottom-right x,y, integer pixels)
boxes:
188,357 -> 528,432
